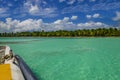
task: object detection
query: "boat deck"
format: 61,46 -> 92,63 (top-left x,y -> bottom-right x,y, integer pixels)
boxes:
0,64 -> 12,80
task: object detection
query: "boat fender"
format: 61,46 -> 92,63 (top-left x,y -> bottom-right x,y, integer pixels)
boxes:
15,55 -> 38,80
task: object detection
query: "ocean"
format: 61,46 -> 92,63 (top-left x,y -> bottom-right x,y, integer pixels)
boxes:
0,37 -> 120,80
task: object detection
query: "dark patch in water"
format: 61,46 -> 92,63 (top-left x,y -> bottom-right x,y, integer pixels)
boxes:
0,41 -> 27,44
0,40 -> 40,44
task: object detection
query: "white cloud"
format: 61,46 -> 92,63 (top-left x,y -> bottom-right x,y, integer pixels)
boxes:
15,19 -> 43,32
42,1 -> 47,5
86,15 -> 92,19
63,17 -> 70,22
0,17 -> 112,33
113,11 -> 120,21
0,18 -> 43,32
77,22 -> 109,29
29,5 -> 39,14
28,5 -> 58,17
54,20 -> 62,24
86,13 -> 100,19
23,1 -> 58,18
54,17 -> 70,24
67,0 -> 76,4
93,13 -> 100,18
71,16 -> 78,20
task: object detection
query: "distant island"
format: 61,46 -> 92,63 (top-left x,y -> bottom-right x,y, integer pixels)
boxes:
0,28 -> 120,37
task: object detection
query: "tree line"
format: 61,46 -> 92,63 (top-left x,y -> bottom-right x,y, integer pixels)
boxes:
0,28 -> 120,37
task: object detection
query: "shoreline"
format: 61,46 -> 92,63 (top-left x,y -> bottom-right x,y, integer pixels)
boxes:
0,36 -> 120,38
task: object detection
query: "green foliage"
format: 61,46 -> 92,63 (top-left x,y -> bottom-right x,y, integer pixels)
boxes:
0,28 -> 120,37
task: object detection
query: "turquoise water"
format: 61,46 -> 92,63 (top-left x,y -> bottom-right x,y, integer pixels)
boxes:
0,37 -> 120,80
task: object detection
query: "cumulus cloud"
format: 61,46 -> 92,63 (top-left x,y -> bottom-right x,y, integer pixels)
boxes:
29,5 -> 39,14
54,17 -> 70,24
71,16 -> 78,20
77,21 -> 109,29
93,13 -> 100,18
86,15 -> 92,19
22,1 -> 58,18
0,18 -> 43,32
63,17 -> 70,22
54,20 -> 62,24
113,11 -> 120,21
28,4 -> 58,17
86,13 -> 100,19
0,17 -> 111,33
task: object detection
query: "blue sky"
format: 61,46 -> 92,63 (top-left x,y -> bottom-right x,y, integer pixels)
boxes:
0,0 -> 120,32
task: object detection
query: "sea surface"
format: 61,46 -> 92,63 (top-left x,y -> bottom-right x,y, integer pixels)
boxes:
0,37 -> 120,80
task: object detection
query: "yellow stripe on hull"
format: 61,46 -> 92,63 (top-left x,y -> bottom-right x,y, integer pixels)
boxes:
0,64 -> 12,80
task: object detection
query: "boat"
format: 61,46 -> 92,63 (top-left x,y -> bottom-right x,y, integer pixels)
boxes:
0,46 -> 38,80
